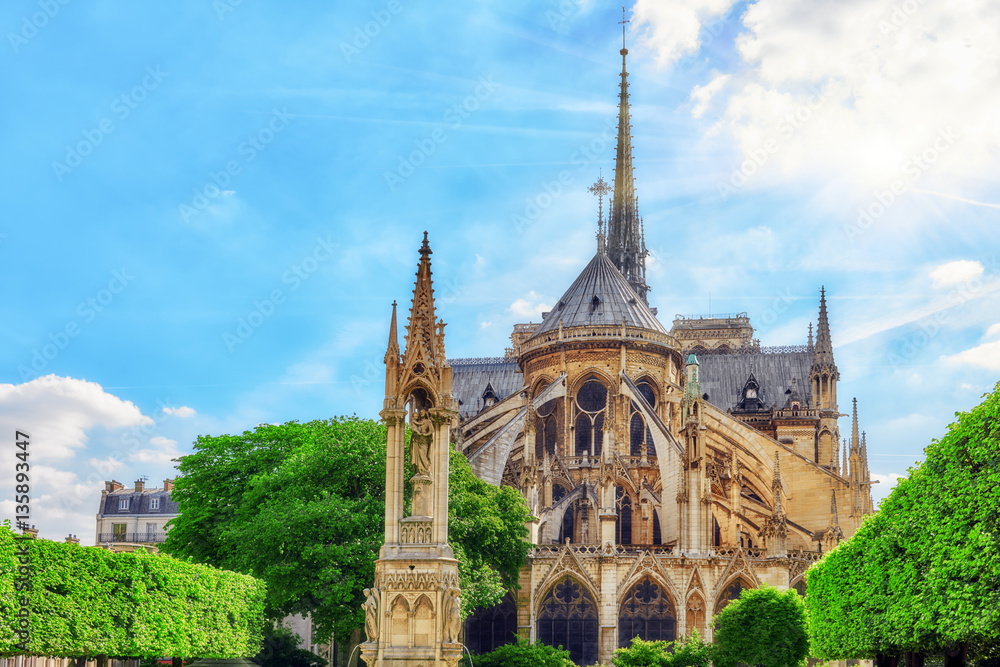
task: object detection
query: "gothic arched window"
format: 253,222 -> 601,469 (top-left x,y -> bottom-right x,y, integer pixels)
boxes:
793,580 -> 807,597
535,397 -> 559,459
618,577 -> 676,648
629,380 -> 657,457
552,484 -> 567,505
537,577 -> 599,666
575,378 -> 607,457
559,503 -> 574,544
616,486 -> 633,545
652,509 -> 662,545
464,592 -> 517,655
715,579 -> 747,613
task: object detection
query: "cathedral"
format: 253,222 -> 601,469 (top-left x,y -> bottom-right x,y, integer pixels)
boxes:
376,40 -> 874,667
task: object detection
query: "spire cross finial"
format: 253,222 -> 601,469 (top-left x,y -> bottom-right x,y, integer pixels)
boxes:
588,170 -> 611,234
619,5 -> 630,51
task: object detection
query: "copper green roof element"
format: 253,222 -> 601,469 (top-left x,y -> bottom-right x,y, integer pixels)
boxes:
528,252 -> 666,339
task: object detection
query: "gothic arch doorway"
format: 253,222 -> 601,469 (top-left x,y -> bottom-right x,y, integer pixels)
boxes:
537,576 -> 599,665
618,576 -> 677,648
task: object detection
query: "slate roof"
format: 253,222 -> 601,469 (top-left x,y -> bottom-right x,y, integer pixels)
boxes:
100,488 -> 179,516
529,252 -> 667,338
449,357 -> 523,420
697,350 -> 814,411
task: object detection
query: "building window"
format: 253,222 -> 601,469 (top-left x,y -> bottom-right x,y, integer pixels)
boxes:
715,579 -> 746,613
112,523 -> 127,541
618,577 -> 676,648
629,380 -> 656,456
535,398 -> 559,459
150,497 -> 159,510
118,498 -> 129,511
537,577 -> 598,665
464,593 -> 518,655
616,486 -> 633,545
574,377 -> 607,457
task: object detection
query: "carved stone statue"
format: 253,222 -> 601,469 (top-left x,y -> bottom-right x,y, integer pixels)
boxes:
363,587 -> 379,643
411,409 -> 434,475
443,586 -> 461,644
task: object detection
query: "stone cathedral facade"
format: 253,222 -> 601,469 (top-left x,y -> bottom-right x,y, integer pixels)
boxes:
377,44 -> 875,666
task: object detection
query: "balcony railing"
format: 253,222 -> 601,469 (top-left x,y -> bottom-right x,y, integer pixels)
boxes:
98,532 -> 168,544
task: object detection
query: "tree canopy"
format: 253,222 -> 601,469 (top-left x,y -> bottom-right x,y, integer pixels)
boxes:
0,525 -> 264,659
161,416 -> 533,643
807,380 -> 1000,665
712,586 -> 808,667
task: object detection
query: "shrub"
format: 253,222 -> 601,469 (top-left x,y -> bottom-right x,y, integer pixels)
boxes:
461,638 -> 574,667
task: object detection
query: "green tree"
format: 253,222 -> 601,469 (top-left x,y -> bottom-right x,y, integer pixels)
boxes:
612,637 -> 673,667
161,416 -> 532,643
807,381 -> 1000,666
252,626 -> 325,667
713,586 -> 808,667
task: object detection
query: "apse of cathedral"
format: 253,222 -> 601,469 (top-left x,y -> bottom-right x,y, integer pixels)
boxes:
381,38 -> 874,667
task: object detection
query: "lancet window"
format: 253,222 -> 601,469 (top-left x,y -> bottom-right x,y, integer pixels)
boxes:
618,577 -> 676,648
629,379 -> 657,457
615,486 -> 633,545
537,577 -> 599,665
574,377 -> 606,457
715,579 -> 747,613
535,397 -> 559,459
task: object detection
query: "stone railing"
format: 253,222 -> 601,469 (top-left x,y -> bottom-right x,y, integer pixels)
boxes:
712,547 -> 765,558
519,324 -> 680,356
789,549 -> 824,562
531,544 -> 675,558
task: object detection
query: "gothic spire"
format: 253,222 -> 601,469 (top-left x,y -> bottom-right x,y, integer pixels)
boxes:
385,301 -> 399,364
830,490 -> 840,528
851,398 -> 860,451
807,322 -> 814,352
402,232 -> 446,371
607,8 -> 648,305
813,287 -> 835,366
772,451 -> 784,516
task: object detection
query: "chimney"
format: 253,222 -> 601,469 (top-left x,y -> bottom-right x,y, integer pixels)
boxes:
134,479 -> 144,493
22,524 -> 38,539
106,480 -> 124,492
65,534 -> 80,545
163,478 -> 174,492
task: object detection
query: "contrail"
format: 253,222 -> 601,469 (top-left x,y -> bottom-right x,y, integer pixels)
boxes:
909,188 -> 1000,209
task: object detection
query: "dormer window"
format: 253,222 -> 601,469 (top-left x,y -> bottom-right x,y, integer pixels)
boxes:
119,498 -> 129,511
150,497 -> 160,510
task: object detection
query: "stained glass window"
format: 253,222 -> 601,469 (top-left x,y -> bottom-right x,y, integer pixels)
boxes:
537,577 -> 599,665
464,592 -> 518,655
536,400 -> 559,459
574,378 -> 606,457
618,577 -> 676,648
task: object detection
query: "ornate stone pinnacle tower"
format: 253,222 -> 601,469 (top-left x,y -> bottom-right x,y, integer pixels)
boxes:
361,232 -> 463,667
607,9 -> 649,305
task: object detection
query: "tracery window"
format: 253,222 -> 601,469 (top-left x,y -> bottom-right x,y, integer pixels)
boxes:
574,377 -> 606,457
535,397 -> 559,459
715,579 -> 746,613
537,577 -> 599,665
616,486 -> 633,545
464,592 -> 518,655
629,379 -> 657,457
618,577 -> 676,648
552,484 -> 567,504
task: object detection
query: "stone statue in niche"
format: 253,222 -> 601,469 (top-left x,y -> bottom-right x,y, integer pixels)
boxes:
363,587 -> 379,643
411,409 -> 434,476
443,586 -> 461,644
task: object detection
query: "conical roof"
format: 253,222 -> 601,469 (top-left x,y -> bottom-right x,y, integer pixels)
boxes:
529,252 -> 666,338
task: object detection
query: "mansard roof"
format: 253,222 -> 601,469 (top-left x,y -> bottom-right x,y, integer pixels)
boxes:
529,252 -> 667,339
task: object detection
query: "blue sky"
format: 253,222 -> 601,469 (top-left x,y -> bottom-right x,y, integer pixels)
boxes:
1,0 -> 998,544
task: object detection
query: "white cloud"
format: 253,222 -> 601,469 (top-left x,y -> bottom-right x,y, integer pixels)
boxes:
161,405 -> 197,418
633,0 -> 739,67
508,291 -> 552,319
930,260 -> 984,288
87,456 -> 126,475
942,339 -> 1000,371
871,472 -> 906,507
983,323 -> 1000,339
480,321 -> 493,329
690,72 -> 731,119
646,0 -> 1000,191
129,436 -> 183,465
0,375 -> 152,459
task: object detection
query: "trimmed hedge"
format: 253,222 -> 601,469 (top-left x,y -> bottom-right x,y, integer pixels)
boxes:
0,525 -> 265,659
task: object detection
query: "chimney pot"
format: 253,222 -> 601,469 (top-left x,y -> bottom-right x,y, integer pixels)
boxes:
163,478 -> 174,492
134,479 -> 144,492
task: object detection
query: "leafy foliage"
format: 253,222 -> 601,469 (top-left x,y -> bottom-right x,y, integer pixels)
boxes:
611,631 -> 713,667
807,381 -> 1000,661
0,525 -> 265,659
461,637 -> 575,667
252,625 -> 325,667
162,417 -> 532,643
713,586 -> 808,667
